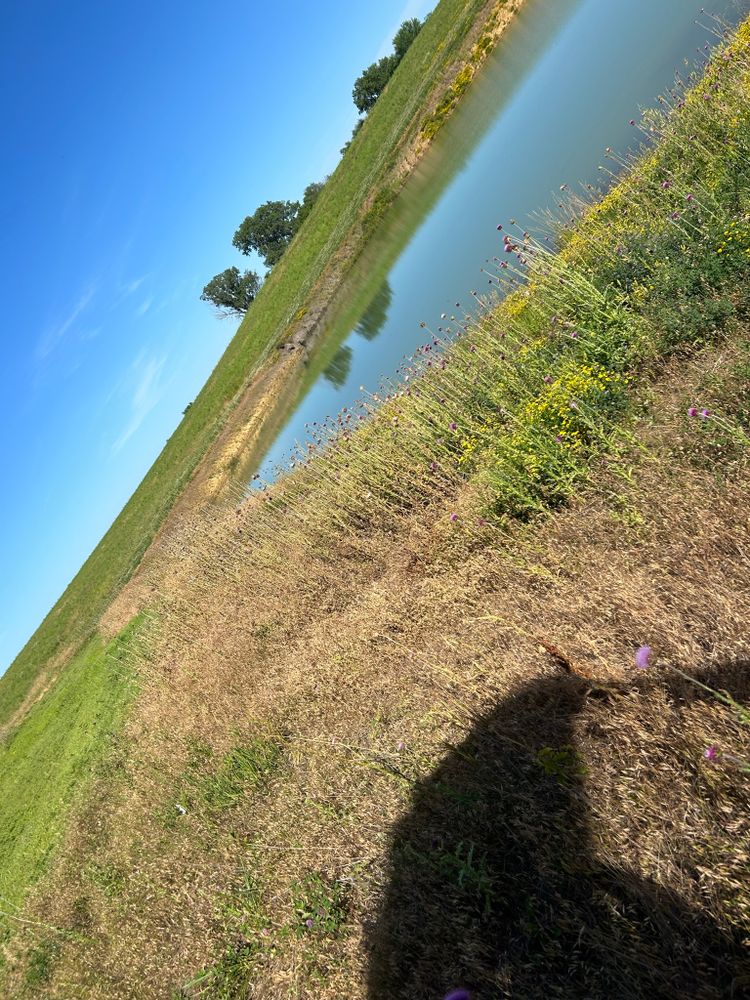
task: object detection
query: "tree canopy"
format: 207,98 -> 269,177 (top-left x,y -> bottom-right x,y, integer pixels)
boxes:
297,181 -> 325,227
393,17 -> 423,60
353,54 -> 399,115
232,200 -> 301,268
352,18 -> 423,115
200,267 -> 261,317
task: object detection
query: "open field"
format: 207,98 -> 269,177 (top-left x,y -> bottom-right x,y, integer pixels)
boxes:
2,19 -> 749,998
0,621 -> 139,922
0,0 -> 521,731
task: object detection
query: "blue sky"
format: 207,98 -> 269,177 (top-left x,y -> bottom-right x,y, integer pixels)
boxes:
0,0 -> 434,673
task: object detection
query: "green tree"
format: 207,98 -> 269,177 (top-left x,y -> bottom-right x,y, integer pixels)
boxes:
200,267 -> 261,317
352,54 -> 398,114
393,17 -> 422,60
341,118 -> 364,156
233,200 -> 300,268
297,180 -> 325,227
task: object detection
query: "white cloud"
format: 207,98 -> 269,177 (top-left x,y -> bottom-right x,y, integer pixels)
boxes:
124,275 -> 148,296
111,352 -> 169,455
35,286 -> 97,360
135,295 -> 154,318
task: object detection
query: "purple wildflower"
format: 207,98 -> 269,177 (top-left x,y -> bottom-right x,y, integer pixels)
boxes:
671,211 -> 681,221
396,741 -> 406,751
703,746 -> 720,761
687,406 -> 698,417
543,375 -> 553,384
449,421 -> 458,431
629,119 -> 636,126
661,180 -> 672,190
686,193 -> 695,202
635,645 -> 652,670
449,513 -> 459,522
305,919 -> 314,929
699,408 -> 711,420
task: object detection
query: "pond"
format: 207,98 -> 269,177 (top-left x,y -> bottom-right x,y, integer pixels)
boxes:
251,0 -> 748,485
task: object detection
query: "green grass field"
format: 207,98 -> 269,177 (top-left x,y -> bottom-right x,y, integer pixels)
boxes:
0,619 -> 139,938
0,15 -> 749,996
0,0 -> 493,729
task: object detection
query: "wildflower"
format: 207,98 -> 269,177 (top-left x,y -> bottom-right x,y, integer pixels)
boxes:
543,375 -> 553,384
686,193 -> 694,202
699,408 -> 711,420
305,919 -> 314,928
569,330 -> 579,339
261,927 -> 270,937
671,211 -> 681,221
477,517 -> 488,526
661,180 -> 672,189
687,406 -> 698,417
629,119 -> 636,125
555,434 -> 563,444
396,741 -> 406,751
635,645 -> 652,670
703,746 -> 720,761
449,422 -> 458,431
449,513 -> 459,522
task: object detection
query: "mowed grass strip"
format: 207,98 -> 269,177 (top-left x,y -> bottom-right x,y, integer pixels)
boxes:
0,619 -> 139,939
0,0 -> 497,729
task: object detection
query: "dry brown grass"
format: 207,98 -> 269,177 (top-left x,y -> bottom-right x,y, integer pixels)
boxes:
4,338 -> 749,999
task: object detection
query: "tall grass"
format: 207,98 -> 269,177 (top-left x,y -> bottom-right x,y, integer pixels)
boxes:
0,0 -> 504,727
153,18 -> 750,604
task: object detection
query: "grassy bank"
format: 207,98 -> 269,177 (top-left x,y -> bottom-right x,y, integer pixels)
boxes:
2,19 -> 749,999
0,0 -> 511,730
0,620 -> 140,950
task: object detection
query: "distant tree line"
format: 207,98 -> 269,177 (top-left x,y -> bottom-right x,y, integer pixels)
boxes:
201,18 -> 424,318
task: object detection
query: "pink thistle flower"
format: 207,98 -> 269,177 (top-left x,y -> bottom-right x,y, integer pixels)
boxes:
687,406 -> 698,417
635,645 -> 652,670
703,746 -> 720,761
449,421 -> 458,431
449,513 -> 459,522
699,408 -> 711,420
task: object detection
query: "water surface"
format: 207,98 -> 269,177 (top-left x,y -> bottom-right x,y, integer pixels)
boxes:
252,0 -> 748,483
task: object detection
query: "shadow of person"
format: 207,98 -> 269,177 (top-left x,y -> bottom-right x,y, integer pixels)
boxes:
366,667 -> 750,1000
